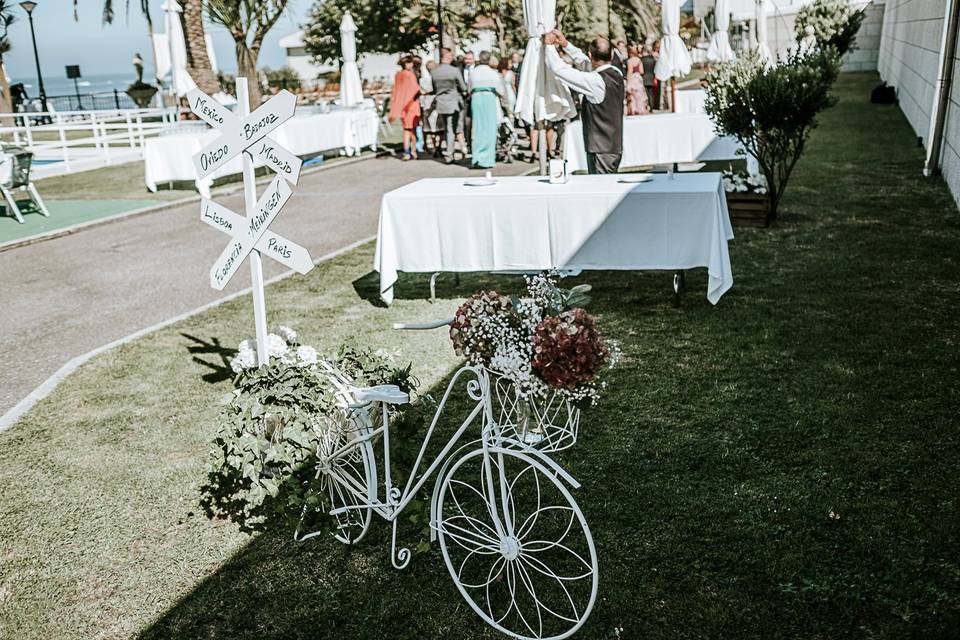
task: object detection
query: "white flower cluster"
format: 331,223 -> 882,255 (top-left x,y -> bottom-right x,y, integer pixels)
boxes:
229,326 -> 320,374
723,170 -> 768,195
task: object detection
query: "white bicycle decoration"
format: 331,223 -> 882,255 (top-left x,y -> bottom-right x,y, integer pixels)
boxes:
295,319 -> 598,640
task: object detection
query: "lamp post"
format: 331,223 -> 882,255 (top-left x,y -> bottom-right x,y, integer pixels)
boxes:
19,1 -> 48,114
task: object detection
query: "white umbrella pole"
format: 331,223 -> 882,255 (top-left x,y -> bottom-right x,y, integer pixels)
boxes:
539,46 -> 547,176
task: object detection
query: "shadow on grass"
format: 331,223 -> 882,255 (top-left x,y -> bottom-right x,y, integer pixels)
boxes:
182,333 -> 237,384
136,75 -> 960,640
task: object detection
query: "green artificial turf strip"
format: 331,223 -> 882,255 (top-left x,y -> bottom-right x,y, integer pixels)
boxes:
1,73 -> 958,639
0,199 -> 162,244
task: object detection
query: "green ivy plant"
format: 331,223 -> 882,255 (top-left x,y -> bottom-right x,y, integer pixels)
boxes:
705,48 -> 841,221
200,344 -> 418,533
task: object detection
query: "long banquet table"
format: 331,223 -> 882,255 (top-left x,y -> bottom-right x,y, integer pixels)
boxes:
144,107 -> 379,197
375,173 -> 734,305
563,112 -> 742,173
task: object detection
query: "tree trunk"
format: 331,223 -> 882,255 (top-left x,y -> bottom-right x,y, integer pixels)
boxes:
236,42 -> 261,108
181,0 -> 221,95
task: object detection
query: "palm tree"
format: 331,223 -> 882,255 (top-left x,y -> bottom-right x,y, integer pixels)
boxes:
80,0 -> 220,95
0,1 -> 15,122
206,0 -> 288,108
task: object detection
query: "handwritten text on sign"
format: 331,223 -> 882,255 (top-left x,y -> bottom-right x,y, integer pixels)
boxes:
208,175 -> 293,290
200,198 -> 313,276
190,89 -> 298,180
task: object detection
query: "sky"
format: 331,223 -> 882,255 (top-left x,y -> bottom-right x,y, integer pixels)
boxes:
3,1 -> 313,82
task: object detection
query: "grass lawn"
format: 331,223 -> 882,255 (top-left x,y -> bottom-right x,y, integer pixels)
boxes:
1,72 -> 958,639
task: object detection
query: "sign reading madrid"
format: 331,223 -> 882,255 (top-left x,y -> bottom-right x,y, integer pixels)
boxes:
189,88 -> 301,182
190,88 -> 314,293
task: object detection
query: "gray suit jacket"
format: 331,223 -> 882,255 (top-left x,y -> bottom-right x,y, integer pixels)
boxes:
430,63 -> 466,115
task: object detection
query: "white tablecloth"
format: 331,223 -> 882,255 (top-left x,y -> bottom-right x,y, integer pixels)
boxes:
675,88 -> 707,114
563,112 -> 742,173
144,107 -> 379,196
375,173 -> 734,305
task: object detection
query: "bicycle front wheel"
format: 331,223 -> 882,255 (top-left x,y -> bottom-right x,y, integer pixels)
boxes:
435,448 -> 598,640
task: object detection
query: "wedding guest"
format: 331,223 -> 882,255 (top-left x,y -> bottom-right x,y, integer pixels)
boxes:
625,45 -> 650,115
412,55 -> 426,154
421,60 -> 442,156
459,51 -> 476,155
388,54 -> 422,160
430,47 -> 467,164
641,44 -> 657,111
544,30 -> 624,174
468,50 -> 504,169
498,56 -> 517,115
613,40 -> 628,72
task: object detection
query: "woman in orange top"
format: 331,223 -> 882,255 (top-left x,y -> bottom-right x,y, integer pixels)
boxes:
388,55 -> 422,160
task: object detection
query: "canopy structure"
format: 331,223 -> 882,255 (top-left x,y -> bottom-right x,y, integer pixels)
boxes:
707,0 -> 736,63
339,12 -> 364,107
654,0 -> 693,81
154,0 -> 196,97
756,0 -> 772,62
515,0 -> 576,126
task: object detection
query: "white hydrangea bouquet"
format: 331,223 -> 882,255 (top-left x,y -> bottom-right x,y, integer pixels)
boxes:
722,169 -> 768,195
203,327 -> 417,531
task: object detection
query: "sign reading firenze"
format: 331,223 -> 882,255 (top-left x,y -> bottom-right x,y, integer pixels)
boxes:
190,88 -> 314,292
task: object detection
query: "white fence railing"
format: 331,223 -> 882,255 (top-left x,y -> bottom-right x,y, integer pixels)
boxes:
0,107 -> 178,175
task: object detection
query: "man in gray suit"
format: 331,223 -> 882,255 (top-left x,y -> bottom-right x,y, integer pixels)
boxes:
430,48 -> 467,164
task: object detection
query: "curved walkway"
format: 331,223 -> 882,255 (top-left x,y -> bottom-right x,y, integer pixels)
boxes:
0,156 -> 531,422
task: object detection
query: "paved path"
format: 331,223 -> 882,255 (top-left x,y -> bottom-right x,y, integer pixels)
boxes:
0,157 -> 532,416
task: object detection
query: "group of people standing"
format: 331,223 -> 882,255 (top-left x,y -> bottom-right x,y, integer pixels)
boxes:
386,33 -> 665,173
389,48 -> 521,169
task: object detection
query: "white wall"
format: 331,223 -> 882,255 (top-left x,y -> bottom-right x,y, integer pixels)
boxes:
878,0 -> 960,208
877,0 -> 945,140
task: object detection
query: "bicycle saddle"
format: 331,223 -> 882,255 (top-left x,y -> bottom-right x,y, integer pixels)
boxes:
350,385 -> 409,406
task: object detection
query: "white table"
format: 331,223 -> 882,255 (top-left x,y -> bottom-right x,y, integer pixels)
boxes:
675,88 -> 707,114
375,174 -> 734,305
563,112 -> 742,173
144,107 -> 379,197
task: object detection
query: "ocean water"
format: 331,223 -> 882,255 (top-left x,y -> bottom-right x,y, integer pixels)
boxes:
9,72 -> 139,98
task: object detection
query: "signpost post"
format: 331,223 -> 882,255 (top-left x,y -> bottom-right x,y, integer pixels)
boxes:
190,79 -> 312,366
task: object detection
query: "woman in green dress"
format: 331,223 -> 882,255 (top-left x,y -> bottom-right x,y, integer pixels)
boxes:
468,51 -> 506,169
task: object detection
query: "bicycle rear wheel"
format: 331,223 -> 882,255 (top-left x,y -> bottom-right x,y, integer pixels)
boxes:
435,448 -> 598,639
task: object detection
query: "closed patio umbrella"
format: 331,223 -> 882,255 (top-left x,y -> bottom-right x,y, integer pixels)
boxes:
707,0 -> 736,63
655,0 -> 692,81
339,12 -> 364,106
158,0 -> 196,98
515,0 -> 577,173
756,0 -> 772,62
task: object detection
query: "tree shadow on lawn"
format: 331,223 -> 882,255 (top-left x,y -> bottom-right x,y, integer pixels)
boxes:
140,246 -> 960,639
182,333 -> 237,384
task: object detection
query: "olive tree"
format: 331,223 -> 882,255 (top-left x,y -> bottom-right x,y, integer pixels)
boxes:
705,49 -> 842,221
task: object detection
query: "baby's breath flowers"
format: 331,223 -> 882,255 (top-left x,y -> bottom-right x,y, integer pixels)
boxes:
449,274 -> 617,406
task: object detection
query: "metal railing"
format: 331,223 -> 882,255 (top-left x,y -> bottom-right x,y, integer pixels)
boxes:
0,106 -> 178,174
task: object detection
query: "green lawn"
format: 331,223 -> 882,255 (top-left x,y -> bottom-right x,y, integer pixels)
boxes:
1,73 -> 958,639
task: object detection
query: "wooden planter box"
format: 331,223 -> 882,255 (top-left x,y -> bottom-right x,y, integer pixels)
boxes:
726,191 -> 771,228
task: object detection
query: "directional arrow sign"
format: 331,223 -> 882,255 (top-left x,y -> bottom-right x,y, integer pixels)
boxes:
200,198 -> 313,275
191,89 -> 298,180
188,88 -> 303,186
208,175 -> 293,290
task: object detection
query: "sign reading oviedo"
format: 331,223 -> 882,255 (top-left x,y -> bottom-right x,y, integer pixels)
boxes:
190,87 -> 314,292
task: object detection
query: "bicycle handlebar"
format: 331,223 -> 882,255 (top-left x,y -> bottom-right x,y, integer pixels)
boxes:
392,318 -> 454,331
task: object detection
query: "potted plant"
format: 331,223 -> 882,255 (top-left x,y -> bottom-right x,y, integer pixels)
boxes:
723,169 -> 771,227
705,48 -> 842,222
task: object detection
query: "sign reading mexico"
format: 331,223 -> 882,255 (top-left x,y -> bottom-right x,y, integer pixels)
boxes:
190,89 -> 313,291
189,88 -> 303,184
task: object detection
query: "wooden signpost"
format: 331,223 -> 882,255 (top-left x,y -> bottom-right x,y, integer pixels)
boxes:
191,79 -> 313,366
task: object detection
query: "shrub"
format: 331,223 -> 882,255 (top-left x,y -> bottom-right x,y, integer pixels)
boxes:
262,66 -> 302,91
794,0 -> 866,56
705,48 -> 841,221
